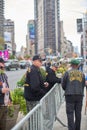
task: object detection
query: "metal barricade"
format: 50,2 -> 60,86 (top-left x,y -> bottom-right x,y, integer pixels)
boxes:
11,104 -> 42,130
11,83 -> 64,130
40,83 -> 64,130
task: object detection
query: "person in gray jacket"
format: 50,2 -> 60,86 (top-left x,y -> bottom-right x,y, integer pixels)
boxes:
62,59 -> 85,130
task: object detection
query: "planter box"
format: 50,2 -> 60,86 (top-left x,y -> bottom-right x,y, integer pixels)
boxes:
0,105 -> 20,130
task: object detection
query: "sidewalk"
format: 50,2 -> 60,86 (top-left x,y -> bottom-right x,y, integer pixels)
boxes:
53,89 -> 87,130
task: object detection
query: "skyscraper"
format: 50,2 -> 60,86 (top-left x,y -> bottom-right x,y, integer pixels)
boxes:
26,20 -> 35,56
34,0 -> 60,55
4,19 -> 16,55
0,0 -> 4,38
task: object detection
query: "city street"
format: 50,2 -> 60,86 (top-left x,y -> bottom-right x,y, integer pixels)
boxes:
5,68 -> 26,90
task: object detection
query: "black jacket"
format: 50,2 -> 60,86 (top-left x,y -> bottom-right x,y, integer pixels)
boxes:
61,68 -> 85,96
46,67 -> 61,92
24,65 -> 46,101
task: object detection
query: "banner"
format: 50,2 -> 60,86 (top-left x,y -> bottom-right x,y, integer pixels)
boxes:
29,23 -> 35,39
0,50 -> 9,60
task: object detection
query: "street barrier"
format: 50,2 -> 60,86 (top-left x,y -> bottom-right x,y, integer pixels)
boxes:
11,83 -> 64,130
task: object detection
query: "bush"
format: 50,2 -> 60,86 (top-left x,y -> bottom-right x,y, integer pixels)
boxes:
40,68 -> 47,81
17,74 -> 26,87
11,88 -> 27,115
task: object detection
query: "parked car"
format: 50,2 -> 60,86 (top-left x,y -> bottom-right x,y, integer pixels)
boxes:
19,60 -> 27,69
5,59 -> 20,71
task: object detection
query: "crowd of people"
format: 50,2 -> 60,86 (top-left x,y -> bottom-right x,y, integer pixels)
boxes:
0,54 -> 87,130
24,54 -> 87,130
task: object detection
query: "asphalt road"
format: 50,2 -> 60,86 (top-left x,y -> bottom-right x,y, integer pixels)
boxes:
5,68 -> 27,90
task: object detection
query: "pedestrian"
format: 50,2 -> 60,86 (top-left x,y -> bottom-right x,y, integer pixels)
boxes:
46,63 -> 61,92
61,59 -> 85,130
46,62 -> 51,71
0,58 -> 12,119
24,54 -> 48,112
85,74 -> 87,114
78,61 -> 84,72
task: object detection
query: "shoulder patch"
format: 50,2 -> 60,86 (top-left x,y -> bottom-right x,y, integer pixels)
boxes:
27,67 -> 31,72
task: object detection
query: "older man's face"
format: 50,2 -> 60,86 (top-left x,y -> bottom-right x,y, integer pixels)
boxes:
33,59 -> 42,68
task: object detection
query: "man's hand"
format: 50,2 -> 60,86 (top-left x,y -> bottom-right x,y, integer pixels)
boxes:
44,82 -> 49,87
85,81 -> 87,86
2,87 -> 10,94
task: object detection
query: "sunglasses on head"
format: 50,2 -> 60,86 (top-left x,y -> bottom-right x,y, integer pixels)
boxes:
0,66 -> 4,69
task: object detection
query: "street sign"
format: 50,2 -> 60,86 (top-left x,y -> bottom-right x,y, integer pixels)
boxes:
76,18 -> 83,33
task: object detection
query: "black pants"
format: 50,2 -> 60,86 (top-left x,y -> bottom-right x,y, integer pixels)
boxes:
65,95 -> 83,130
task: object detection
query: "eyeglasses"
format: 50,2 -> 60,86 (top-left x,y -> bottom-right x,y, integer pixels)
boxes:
0,66 -> 5,69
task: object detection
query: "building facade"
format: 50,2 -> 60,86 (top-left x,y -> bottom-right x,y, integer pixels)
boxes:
34,0 -> 60,55
4,19 -> 16,55
80,12 -> 87,58
26,20 -> 35,56
0,0 -> 4,38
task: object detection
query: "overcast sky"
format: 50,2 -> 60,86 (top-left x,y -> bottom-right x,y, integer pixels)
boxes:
5,0 -> 87,52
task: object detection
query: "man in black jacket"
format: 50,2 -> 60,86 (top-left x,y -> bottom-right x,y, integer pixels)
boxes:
24,55 -> 48,112
46,63 -> 61,92
62,59 -> 85,130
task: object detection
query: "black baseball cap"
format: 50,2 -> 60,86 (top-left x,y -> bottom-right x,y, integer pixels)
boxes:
32,55 -> 42,61
51,63 -> 58,68
0,58 -> 5,63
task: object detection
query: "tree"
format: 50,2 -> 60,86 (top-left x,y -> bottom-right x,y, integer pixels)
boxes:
24,55 -> 30,60
0,37 -> 4,50
9,54 -> 15,59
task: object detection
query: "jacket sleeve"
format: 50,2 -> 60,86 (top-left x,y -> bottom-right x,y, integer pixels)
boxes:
0,87 -> 2,94
46,70 -> 61,84
61,71 -> 68,90
0,81 -> 3,94
83,73 -> 86,87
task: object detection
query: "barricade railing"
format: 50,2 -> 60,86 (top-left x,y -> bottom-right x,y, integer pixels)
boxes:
11,83 -> 64,130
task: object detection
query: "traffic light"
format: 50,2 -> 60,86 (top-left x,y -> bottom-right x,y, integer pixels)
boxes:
76,18 -> 83,33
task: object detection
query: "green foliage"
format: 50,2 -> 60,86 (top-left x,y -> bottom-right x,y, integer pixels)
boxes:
40,68 -> 47,81
17,74 -> 26,87
8,105 -> 15,117
9,54 -> 15,59
0,37 -> 4,50
17,67 -> 31,87
24,54 -> 30,59
0,45 -> 4,50
0,37 -> 4,44
11,88 -> 27,115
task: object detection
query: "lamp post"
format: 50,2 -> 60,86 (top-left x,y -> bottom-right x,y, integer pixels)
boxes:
76,10 -> 87,72
83,11 -> 87,72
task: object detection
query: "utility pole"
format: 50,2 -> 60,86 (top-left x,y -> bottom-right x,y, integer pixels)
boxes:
83,10 -> 87,72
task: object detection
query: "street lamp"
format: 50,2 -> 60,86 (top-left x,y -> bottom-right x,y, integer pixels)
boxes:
82,11 -> 87,72
76,10 -> 87,72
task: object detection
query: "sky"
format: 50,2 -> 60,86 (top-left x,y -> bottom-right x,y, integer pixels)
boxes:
60,0 -> 87,52
4,0 -> 87,52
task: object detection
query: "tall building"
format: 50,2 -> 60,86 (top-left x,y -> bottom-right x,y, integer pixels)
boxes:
26,20 -> 35,56
34,0 -> 60,55
4,19 -> 16,55
0,0 -> 4,38
80,12 -> 87,57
